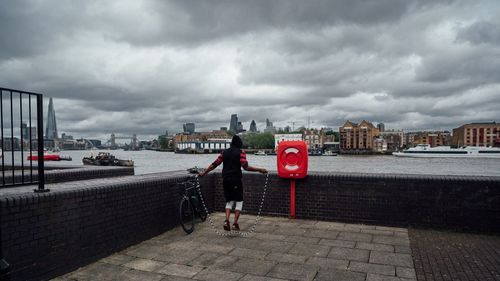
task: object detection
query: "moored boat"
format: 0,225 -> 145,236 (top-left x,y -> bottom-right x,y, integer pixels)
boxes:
82,152 -> 134,166
393,144 -> 500,158
254,150 -> 267,156
27,153 -> 72,161
308,149 -> 323,156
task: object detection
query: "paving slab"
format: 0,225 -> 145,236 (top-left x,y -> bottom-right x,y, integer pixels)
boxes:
53,213 -> 417,281
338,231 -> 373,242
328,246 -> 370,262
366,273 -> 416,281
265,252 -> 308,264
356,242 -> 395,252
66,262 -> 129,280
229,247 -> 268,259
304,229 -> 339,239
188,252 -> 237,268
153,248 -> 202,264
267,262 -> 318,281
314,268 -> 366,281
193,268 -> 243,281
348,261 -> 396,276
100,253 -> 136,266
123,258 -> 166,272
372,235 -> 410,246
119,269 -> 167,281
224,257 -> 277,276
239,274 -> 288,281
318,238 -> 356,248
305,257 -> 348,270
157,263 -> 204,278
284,234 -> 321,244
369,251 -> 414,268
288,243 -> 331,257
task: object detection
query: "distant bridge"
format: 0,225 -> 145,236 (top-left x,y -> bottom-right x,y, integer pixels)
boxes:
105,133 -> 139,148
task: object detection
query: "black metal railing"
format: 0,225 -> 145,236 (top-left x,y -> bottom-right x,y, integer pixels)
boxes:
0,87 -> 45,191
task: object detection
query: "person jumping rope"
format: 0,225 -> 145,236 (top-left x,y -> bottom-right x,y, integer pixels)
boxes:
198,135 -> 267,231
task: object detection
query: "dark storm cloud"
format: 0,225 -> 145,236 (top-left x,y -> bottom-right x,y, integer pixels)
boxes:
1,0 -> 499,139
457,21 -> 500,45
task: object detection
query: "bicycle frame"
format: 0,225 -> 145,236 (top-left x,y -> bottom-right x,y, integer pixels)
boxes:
178,178 -> 207,234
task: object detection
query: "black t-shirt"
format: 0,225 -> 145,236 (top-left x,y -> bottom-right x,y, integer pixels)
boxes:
212,146 -> 248,178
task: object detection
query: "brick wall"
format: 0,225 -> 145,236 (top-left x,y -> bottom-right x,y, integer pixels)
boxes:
213,172 -> 500,233
0,172 -> 212,281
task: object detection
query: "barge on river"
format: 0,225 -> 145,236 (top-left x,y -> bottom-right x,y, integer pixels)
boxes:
393,144 -> 500,158
83,152 -> 134,167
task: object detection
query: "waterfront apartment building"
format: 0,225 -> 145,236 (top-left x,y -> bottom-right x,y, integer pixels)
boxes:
380,130 -> 405,147
304,129 -> 323,150
411,131 -> 451,147
339,120 -> 380,151
452,122 -> 500,147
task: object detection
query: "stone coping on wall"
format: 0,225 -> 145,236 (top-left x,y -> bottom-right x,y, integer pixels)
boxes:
1,165 -> 135,187
0,170 -> 189,197
290,170 -> 500,181
2,169 -> 499,198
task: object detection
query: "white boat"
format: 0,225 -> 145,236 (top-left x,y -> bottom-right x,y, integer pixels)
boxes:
323,151 -> 338,156
254,150 -> 267,156
393,144 -> 500,158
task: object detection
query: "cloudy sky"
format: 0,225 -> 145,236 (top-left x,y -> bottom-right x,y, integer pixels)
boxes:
1,0 -> 499,140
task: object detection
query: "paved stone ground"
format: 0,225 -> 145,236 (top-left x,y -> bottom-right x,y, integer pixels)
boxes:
52,213 -> 416,281
409,228 -> 500,281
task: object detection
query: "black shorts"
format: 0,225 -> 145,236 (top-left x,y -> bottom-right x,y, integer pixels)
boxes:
223,177 -> 243,202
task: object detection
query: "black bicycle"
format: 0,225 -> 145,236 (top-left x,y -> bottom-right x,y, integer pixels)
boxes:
178,177 -> 207,234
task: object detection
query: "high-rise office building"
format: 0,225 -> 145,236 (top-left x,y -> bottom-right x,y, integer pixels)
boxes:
377,123 -> 385,132
45,97 -> 58,139
183,123 -> 195,134
264,118 -> 275,134
266,118 -> 273,128
249,120 -> 257,132
229,114 -> 238,132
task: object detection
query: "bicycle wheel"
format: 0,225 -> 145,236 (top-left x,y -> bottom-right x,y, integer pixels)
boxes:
179,197 -> 194,234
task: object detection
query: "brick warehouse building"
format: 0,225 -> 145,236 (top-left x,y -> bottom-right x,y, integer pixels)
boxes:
339,120 -> 380,151
452,122 -> 500,147
412,131 -> 451,147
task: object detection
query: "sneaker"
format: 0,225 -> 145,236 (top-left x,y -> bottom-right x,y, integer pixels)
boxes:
232,222 -> 240,231
223,220 -> 231,231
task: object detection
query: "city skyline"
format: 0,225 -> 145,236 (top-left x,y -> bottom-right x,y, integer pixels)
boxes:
43,98 -> 496,141
1,1 -> 499,139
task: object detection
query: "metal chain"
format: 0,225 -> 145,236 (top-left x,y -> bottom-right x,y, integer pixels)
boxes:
194,173 -> 269,237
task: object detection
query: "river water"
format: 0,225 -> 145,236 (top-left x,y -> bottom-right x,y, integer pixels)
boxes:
4,150 -> 499,177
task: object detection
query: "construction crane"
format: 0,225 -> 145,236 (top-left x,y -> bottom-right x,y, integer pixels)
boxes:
288,121 -> 298,132
307,116 -> 314,130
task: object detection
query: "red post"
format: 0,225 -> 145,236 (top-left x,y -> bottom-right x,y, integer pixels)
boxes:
290,180 -> 296,219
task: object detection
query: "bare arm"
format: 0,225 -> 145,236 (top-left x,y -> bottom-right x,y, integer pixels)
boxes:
199,152 -> 223,177
243,164 -> 268,174
240,150 -> 267,174
199,164 -> 216,177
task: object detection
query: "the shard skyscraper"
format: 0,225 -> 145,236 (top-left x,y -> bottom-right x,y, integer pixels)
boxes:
45,97 -> 58,139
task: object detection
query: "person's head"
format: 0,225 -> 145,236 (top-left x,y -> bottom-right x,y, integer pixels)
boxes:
231,135 -> 243,149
